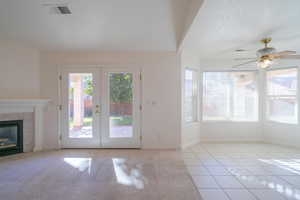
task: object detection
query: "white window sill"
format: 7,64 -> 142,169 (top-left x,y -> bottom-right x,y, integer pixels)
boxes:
202,120 -> 259,123
185,121 -> 200,125
266,119 -> 298,125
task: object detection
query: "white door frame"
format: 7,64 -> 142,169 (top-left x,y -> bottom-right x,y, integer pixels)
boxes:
59,65 -> 141,149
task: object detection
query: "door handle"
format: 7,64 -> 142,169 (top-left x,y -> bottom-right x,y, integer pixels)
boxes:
95,105 -> 100,114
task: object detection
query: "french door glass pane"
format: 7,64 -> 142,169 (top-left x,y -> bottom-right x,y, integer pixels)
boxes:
109,73 -> 133,138
69,73 -> 93,138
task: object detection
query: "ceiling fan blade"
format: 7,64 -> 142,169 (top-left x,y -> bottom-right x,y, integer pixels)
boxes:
231,60 -> 257,68
235,49 -> 255,52
234,57 -> 257,61
278,51 -> 297,55
269,51 -> 297,57
279,55 -> 300,59
276,50 -> 296,55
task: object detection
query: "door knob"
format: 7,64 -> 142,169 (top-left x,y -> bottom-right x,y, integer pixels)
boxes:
95,105 -> 100,114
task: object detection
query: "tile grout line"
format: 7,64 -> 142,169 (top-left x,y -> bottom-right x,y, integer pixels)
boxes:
197,146 -> 234,200
196,145 -> 261,200
182,151 -> 205,200
184,146 -> 233,200
202,145 -> 300,200
184,144 -> 300,200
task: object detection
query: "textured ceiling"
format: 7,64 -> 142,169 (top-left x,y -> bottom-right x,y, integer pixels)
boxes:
183,0 -> 300,62
0,0 -> 191,51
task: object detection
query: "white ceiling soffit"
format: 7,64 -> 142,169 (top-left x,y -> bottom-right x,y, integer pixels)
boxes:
183,0 -> 300,61
0,0 -> 192,51
178,0 -> 204,51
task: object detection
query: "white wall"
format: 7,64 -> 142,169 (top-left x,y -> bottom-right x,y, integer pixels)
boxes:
178,0 -> 204,48
0,40 -> 40,98
40,51 -> 181,150
263,122 -> 300,148
200,122 -> 263,142
4,39 -> 299,150
181,49 -> 201,148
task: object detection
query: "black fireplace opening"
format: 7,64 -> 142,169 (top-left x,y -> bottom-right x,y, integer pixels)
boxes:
0,120 -> 23,156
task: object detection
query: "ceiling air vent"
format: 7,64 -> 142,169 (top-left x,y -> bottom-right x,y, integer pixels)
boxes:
57,6 -> 71,14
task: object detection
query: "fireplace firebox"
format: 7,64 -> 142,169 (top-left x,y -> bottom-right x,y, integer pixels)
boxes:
0,120 -> 23,156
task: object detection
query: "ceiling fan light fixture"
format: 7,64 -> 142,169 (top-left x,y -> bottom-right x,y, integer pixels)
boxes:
231,37 -> 300,69
258,59 -> 273,69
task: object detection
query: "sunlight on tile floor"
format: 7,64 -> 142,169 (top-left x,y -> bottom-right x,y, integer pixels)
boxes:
183,143 -> 300,200
0,149 -> 200,200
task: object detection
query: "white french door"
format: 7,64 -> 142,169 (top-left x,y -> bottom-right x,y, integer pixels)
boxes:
101,68 -> 141,148
60,66 -> 141,149
61,67 -> 101,148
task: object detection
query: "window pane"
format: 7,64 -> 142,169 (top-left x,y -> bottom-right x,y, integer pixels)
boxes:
203,72 -> 230,120
266,68 -> 298,123
109,73 -> 133,138
185,69 -> 198,122
69,73 -> 93,138
203,71 -> 258,121
232,72 -> 258,121
267,97 -> 297,124
267,68 -> 297,96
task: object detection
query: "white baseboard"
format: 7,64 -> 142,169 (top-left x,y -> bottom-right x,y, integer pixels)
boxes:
265,140 -> 300,150
181,138 -> 201,149
200,138 -> 264,144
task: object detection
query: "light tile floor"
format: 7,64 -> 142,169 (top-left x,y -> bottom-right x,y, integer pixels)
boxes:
2,143 -> 300,200
183,143 -> 300,200
0,149 -> 201,200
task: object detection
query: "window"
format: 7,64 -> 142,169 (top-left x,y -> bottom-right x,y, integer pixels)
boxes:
266,68 -> 298,124
185,69 -> 198,122
203,71 -> 258,121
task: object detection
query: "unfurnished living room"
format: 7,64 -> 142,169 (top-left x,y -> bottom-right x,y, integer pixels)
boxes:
1,0 -> 300,200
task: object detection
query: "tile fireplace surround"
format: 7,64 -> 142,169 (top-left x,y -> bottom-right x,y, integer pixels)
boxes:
0,99 -> 50,153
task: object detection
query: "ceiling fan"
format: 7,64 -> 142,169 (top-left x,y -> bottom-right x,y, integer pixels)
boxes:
232,38 -> 300,69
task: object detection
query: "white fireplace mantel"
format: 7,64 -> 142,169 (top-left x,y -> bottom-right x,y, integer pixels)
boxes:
0,99 -> 50,152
